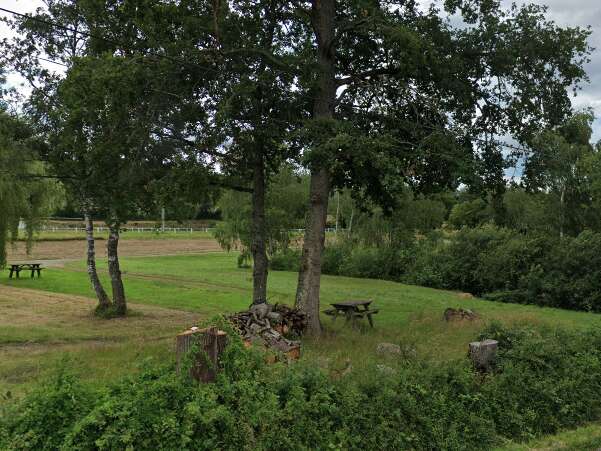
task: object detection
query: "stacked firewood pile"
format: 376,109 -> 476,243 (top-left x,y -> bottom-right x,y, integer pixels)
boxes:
227,303 -> 306,357
271,304 -> 307,336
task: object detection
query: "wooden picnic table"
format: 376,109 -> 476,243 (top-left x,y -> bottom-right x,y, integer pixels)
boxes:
8,262 -> 44,279
324,300 -> 379,328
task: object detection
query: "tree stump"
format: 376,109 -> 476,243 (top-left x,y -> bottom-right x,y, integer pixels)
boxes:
468,339 -> 498,372
176,327 -> 228,383
444,308 -> 478,322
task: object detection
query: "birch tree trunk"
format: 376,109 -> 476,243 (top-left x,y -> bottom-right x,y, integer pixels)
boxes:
251,152 -> 268,305
84,211 -> 111,312
107,223 -> 127,315
295,0 -> 337,336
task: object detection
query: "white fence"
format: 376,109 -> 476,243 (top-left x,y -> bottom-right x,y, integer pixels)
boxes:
40,226 -> 340,234
40,226 -> 215,233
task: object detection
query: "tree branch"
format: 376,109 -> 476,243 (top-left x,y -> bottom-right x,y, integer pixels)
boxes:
335,67 -> 400,87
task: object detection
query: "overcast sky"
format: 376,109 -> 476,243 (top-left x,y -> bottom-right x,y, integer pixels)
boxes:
2,0 -> 601,141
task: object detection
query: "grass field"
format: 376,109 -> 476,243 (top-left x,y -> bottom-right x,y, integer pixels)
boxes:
3,249 -> 601,449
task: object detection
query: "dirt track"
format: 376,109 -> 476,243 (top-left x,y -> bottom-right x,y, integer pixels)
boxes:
7,238 -> 222,261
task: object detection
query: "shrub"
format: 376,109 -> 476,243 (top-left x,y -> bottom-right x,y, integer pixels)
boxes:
268,248 -> 300,272
270,227 -> 601,313
0,363 -> 95,451
320,243 -> 348,275
481,326 -> 601,440
5,325 -> 601,450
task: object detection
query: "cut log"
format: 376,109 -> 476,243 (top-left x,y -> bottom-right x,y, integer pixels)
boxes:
176,327 -> 228,383
228,303 -> 303,363
468,339 -> 498,372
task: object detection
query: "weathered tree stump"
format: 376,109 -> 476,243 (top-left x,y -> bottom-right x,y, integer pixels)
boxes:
176,327 -> 228,383
444,307 -> 478,322
468,339 -> 498,372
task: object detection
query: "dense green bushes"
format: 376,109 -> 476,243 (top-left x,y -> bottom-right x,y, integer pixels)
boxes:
270,227 -> 601,312
3,324 -> 601,450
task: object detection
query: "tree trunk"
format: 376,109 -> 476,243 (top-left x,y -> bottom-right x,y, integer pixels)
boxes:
335,190 -> 340,235
107,223 -> 126,315
251,152 -> 268,305
176,327 -> 228,383
296,169 -> 331,334
295,0 -> 337,336
560,185 -> 565,238
84,212 -> 111,312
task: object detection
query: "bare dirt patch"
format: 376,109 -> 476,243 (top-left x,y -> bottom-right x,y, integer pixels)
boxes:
7,238 -> 222,261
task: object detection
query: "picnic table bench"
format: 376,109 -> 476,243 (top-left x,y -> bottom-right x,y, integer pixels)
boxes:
324,300 -> 379,328
8,263 -> 44,279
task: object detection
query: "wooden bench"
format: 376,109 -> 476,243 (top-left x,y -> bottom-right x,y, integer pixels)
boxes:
8,263 -> 44,279
352,309 -> 379,328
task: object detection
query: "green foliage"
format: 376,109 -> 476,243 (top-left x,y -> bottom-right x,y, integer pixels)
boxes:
524,112 -> 601,236
270,224 -> 601,313
5,325 -> 601,450
214,167 -> 309,267
448,198 -> 493,228
269,248 -> 300,272
0,110 -> 62,267
0,361 -> 95,451
479,326 -> 601,440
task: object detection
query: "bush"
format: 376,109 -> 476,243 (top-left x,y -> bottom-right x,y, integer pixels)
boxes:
268,249 -> 300,272
270,227 -> 601,312
0,363 -> 95,451
320,243 -> 347,275
480,325 -> 601,440
5,325 -> 601,450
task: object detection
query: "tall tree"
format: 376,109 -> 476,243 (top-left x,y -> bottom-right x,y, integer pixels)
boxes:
85,0 -> 305,306
1,1 -> 113,311
51,55 -> 172,315
2,3 -> 173,315
524,112 -> 597,237
0,107 -> 60,267
293,0 -> 591,334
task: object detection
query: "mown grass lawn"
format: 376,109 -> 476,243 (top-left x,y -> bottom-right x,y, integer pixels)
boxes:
3,252 -> 601,369
3,251 -> 601,448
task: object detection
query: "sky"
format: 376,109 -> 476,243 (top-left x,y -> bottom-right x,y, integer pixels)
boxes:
1,0 -> 601,141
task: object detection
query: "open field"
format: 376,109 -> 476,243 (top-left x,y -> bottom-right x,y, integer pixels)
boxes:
16,229 -> 216,242
4,251 -> 601,382
3,238 -> 601,448
6,236 -> 222,261
0,286 -> 199,396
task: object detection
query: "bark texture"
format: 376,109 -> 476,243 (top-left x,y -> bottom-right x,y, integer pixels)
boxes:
295,0 -> 337,335
176,327 -> 228,383
251,153 -> 269,305
107,223 -> 126,315
84,212 -> 111,311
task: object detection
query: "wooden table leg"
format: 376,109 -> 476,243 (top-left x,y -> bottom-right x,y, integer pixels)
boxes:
344,310 -> 353,325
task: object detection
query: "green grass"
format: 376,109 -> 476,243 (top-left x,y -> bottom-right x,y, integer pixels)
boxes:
3,252 -> 601,363
497,422 -> 601,450
4,251 -> 601,446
